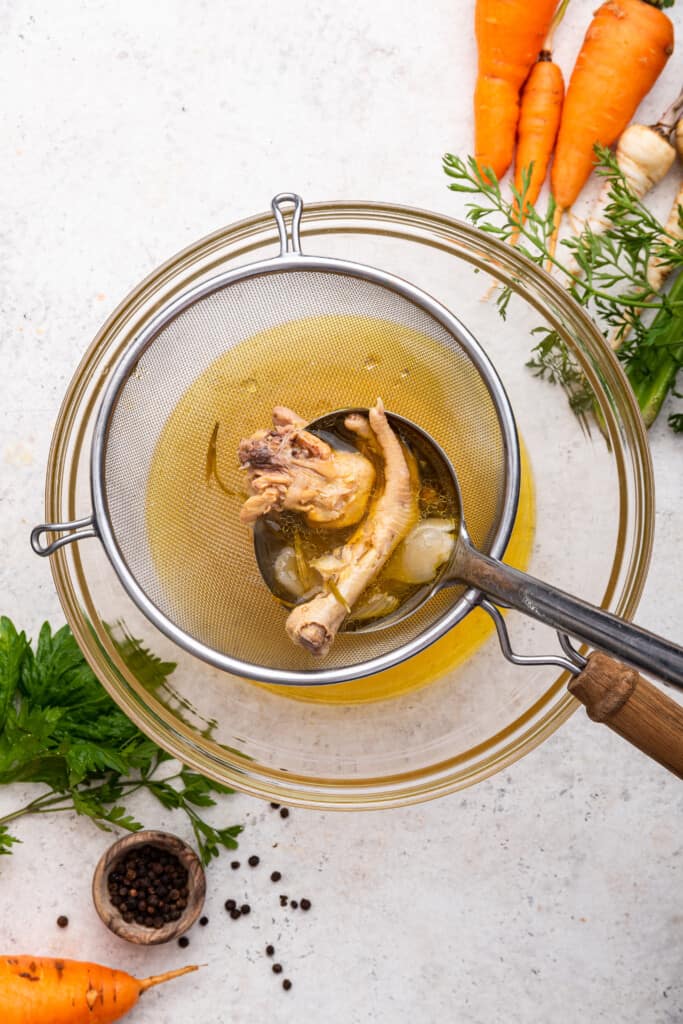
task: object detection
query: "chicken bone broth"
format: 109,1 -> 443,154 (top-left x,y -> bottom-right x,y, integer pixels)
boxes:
238,399 -> 458,656
145,312 -> 534,698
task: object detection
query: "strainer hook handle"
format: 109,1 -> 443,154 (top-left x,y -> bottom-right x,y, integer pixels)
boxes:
271,193 -> 304,257
480,599 -> 587,676
31,515 -> 98,557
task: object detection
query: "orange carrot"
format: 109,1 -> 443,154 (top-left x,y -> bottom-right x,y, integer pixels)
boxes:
513,0 -> 568,219
551,0 -> 674,213
475,0 -> 559,180
1,956 -> 198,1024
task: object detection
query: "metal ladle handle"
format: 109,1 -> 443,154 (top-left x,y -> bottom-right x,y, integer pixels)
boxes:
456,539 -> 683,691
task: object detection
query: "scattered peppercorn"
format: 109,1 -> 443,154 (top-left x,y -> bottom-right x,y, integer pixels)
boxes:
56,916 -> 69,929
178,936 -> 190,948
107,844 -> 189,929
300,898 -> 311,911
290,900 -> 298,909
225,899 -> 237,911
200,916 -> 209,926
270,802 -> 280,809
230,908 -> 242,920
241,903 -> 251,915
272,963 -> 283,974
279,895 -> 288,907
279,808 -> 289,819
248,855 -> 260,867
270,871 -> 282,882
283,979 -> 292,991
266,945 -> 275,957
230,860 -> 240,870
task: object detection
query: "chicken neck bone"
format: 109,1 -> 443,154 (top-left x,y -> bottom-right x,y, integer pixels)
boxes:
238,406 -> 375,529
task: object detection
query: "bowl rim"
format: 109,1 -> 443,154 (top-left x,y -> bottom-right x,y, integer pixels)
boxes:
43,199 -> 655,809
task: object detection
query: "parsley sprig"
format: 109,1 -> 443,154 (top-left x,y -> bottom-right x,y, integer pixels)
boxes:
442,149 -> 683,431
0,618 -> 242,864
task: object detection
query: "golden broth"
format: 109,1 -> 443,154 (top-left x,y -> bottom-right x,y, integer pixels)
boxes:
146,313 -> 535,700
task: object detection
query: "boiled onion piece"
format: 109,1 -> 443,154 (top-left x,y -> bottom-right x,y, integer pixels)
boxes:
273,546 -> 306,598
351,590 -> 400,622
386,519 -> 456,584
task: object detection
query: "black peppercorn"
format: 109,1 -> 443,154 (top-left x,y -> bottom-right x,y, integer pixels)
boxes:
230,908 -> 241,920
272,963 -> 283,974
225,899 -> 237,911
266,944 -> 275,956
56,915 -> 69,929
200,916 -> 209,926
230,860 -> 240,870
248,855 -> 260,867
107,845 -> 189,930
270,871 -> 281,882
279,808 -> 289,819
300,898 -> 312,911
178,936 -> 190,948
241,904 -> 251,915
270,802 -> 280,809
283,979 -> 292,991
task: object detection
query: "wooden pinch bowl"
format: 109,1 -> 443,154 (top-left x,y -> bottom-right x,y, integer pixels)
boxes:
92,830 -> 206,945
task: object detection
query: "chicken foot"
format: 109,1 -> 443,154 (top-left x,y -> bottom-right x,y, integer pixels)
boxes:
286,399 -> 417,656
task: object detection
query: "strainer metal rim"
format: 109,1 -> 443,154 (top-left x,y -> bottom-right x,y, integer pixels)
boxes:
88,203 -> 520,686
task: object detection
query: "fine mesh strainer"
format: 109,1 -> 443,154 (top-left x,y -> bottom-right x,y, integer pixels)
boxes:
31,193 -> 520,685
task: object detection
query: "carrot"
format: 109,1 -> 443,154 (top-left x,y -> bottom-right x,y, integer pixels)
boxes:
513,0 -> 569,221
0,956 -> 199,1024
474,0 -> 559,181
551,0 -> 674,215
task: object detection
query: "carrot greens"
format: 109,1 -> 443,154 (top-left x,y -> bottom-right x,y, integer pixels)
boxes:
0,618 -> 242,863
443,148 -> 683,431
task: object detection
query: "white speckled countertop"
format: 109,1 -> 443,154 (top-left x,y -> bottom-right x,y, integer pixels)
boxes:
1,2 -> 682,1021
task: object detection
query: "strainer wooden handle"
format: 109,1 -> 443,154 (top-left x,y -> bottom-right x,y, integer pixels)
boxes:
568,652 -> 683,778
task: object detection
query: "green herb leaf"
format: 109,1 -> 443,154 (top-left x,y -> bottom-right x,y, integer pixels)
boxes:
443,147 -> 683,432
0,620 -> 242,862
0,618 -> 27,732
0,825 -> 20,855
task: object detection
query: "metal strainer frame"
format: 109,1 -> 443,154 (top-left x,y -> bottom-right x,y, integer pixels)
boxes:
31,193 -> 520,686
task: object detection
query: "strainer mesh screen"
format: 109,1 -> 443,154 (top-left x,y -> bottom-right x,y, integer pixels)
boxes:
103,269 -> 508,672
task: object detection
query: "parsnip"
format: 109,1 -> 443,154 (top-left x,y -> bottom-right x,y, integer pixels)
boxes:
585,123 -> 675,238
645,117 -> 683,293
580,88 -> 682,256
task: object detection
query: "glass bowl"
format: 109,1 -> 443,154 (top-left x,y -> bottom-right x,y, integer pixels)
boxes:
42,201 -> 653,809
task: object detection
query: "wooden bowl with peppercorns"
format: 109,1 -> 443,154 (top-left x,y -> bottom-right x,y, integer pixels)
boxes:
92,830 -> 206,945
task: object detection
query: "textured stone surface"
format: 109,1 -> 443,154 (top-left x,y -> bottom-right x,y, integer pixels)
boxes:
1,1 -> 682,1021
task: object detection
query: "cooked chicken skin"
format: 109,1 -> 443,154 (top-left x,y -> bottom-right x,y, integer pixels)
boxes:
238,406 -> 375,529
286,399 -> 417,656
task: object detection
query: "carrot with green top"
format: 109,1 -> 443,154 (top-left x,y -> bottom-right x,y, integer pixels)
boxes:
474,0 -> 560,180
1,956 -> 199,1024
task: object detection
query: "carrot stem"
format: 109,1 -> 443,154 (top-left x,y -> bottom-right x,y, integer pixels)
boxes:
140,965 -> 200,993
545,0 -> 571,50
546,206 -> 564,268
